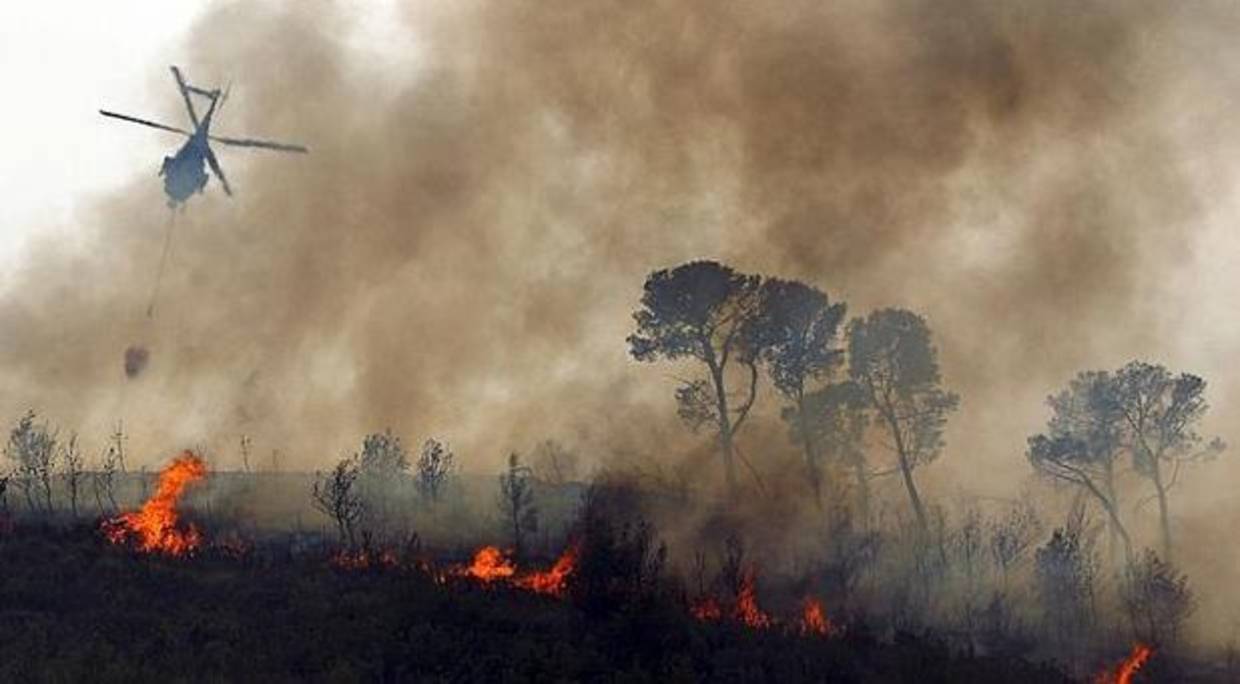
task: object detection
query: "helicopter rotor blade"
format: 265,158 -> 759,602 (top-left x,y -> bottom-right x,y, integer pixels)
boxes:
209,135 -> 309,154
170,66 -> 201,129
204,146 -> 233,196
99,110 -> 192,136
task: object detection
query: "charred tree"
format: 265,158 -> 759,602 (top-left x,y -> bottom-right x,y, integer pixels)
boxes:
60,434 -> 84,518
498,452 -> 538,559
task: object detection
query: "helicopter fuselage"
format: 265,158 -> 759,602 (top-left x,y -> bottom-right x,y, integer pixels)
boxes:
160,135 -> 211,206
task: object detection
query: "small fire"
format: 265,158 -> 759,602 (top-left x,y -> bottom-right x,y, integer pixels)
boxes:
101,451 -> 207,556
690,596 -> 723,621
734,569 -> 773,629
1096,643 -> 1153,684
331,548 -> 399,570
464,545 -> 517,582
516,545 -> 578,597
800,597 -> 833,636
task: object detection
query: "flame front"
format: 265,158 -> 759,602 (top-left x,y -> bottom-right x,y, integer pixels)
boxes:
1096,643 -> 1153,684
101,451 -> 207,556
516,545 -> 577,597
464,545 -> 517,582
735,569 -> 773,629
800,597 -> 832,636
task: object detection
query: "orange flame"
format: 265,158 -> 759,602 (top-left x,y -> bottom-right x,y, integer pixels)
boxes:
800,597 -> 833,636
464,545 -> 517,582
1096,643 -> 1153,684
101,451 -> 207,556
735,569 -> 773,629
691,596 -> 723,621
516,545 -> 578,597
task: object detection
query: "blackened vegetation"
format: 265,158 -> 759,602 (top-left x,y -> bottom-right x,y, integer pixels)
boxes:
0,523 -> 1072,683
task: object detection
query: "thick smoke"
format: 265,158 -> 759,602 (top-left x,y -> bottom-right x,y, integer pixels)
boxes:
3,0 -> 1239,564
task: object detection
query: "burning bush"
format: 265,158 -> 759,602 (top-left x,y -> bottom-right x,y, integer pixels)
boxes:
1095,643 -> 1153,684
463,545 -> 517,582
100,451 -> 206,556
516,544 -> 578,597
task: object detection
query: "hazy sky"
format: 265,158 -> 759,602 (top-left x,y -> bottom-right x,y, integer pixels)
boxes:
0,4 -> 205,269
4,1 -> 1240,483
0,2 -> 411,273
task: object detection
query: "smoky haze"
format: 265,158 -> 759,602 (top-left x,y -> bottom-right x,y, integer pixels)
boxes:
3,0 -> 1240,588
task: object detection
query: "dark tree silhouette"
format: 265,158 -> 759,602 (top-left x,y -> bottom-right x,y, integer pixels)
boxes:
1034,507 -> 1099,661
498,452 -> 538,559
847,309 -> 957,535
786,381 -> 871,522
753,278 -> 847,507
5,411 -> 58,515
1028,371 -> 1133,564
60,434 -> 84,518
312,455 -> 364,544
415,438 -> 455,504
1107,361 -> 1223,560
1120,549 -> 1195,648
628,261 -> 763,497
356,429 -> 410,530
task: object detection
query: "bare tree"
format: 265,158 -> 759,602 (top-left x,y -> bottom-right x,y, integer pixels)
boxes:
628,260 -> 765,497
1108,361 -> 1224,560
239,434 -> 253,473
848,309 -> 958,535
110,421 -> 128,473
92,440 -> 121,516
498,452 -> 538,559
60,434 -> 84,518
312,455 -> 364,544
5,411 -> 59,516
414,438 -> 455,504
988,501 -> 1042,588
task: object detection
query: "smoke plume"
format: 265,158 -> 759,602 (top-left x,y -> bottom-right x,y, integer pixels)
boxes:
4,1 -> 1240,597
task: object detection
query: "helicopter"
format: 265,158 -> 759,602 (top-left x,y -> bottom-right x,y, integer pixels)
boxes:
100,66 -> 308,207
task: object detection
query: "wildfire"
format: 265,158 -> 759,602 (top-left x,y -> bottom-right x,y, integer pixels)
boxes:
690,596 -> 723,621
101,451 -> 207,556
1096,644 -> 1153,684
516,544 -> 578,597
734,569 -> 773,629
800,597 -> 833,636
331,548 -> 399,570
463,545 -> 517,582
